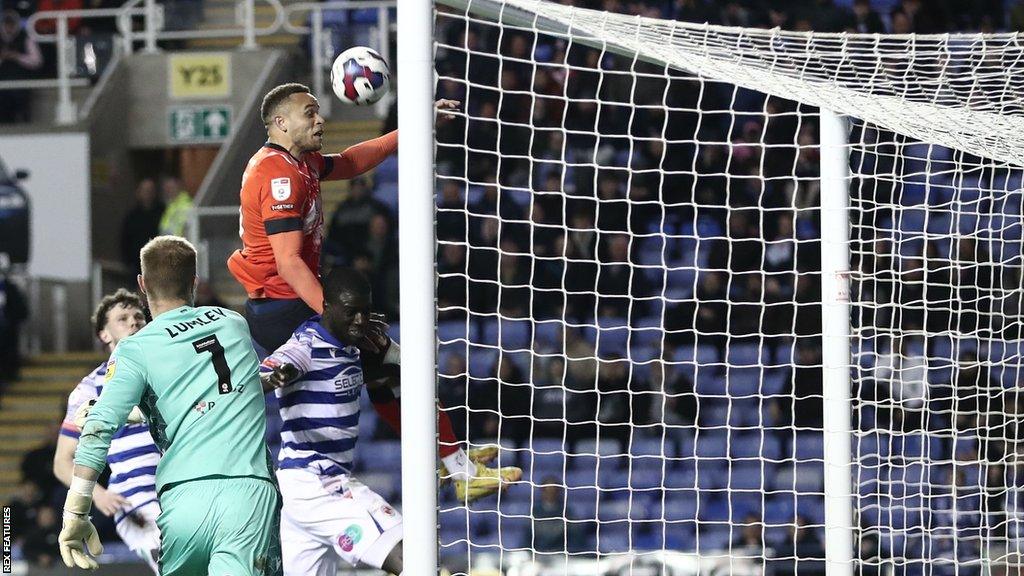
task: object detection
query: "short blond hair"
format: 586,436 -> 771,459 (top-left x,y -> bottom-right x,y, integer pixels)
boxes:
140,236 -> 197,301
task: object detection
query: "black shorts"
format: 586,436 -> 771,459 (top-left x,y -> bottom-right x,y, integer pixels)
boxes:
244,298 -> 316,358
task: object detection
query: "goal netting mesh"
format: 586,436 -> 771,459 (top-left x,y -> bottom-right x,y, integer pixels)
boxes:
429,0 -> 1024,573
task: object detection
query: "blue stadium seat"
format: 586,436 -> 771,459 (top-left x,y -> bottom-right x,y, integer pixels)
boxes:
387,321 -> 400,343
774,462 -> 824,492
358,440 -> 402,471
437,320 -> 475,343
566,468 -> 597,488
761,370 -> 788,395
730,432 -> 782,461
374,155 -> 398,184
631,316 -> 663,347
664,494 -> 700,522
596,523 -> 632,553
374,181 -> 399,213
629,470 -> 664,491
728,462 -> 772,491
694,369 -> 728,397
695,433 -> 729,458
695,525 -> 732,553
597,468 -> 630,491
526,321 -> 561,350
695,461 -> 728,491
467,347 -> 498,378
726,344 -> 762,367
726,368 -> 763,398
597,499 -> 631,523
575,438 -> 624,458
794,432 -> 825,461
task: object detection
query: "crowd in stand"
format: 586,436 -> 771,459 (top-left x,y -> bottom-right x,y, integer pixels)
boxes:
7,0 -> 1024,570
424,0 -> 1024,569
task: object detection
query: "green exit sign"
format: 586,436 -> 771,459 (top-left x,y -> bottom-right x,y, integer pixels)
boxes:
169,105 -> 232,142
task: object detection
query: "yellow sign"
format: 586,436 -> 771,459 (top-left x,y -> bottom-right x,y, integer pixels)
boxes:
169,53 -> 231,99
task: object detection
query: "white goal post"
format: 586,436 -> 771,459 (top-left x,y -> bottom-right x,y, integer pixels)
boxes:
400,0 -> 1024,574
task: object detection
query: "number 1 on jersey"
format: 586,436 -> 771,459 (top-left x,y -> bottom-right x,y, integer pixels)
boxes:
192,334 -> 233,394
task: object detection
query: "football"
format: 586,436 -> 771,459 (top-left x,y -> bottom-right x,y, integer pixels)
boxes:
330,46 -> 391,106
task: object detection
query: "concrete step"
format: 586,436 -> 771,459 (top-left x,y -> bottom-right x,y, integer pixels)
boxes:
1,394 -> 65,413
0,423 -> 51,441
6,380 -> 77,395
187,34 -> 302,50
27,352 -> 106,366
0,437 -> 46,457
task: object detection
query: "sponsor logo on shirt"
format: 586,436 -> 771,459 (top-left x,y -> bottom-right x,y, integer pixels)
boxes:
192,400 -> 215,416
337,524 -> 363,552
334,368 -> 364,395
270,203 -> 294,211
271,177 -> 291,201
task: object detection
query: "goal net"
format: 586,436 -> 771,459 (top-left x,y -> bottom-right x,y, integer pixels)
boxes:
427,1 -> 1024,573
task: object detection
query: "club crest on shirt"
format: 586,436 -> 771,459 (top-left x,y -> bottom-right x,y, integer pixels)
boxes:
271,177 -> 291,201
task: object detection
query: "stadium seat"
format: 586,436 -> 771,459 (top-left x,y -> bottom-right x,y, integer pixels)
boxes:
793,432 -> 825,462
695,433 -> 729,458
358,440 -> 402,471
728,462 -> 772,491
596,523 -> 632,553
437,320 -> 476,343
730,432 -> 782,461
726,368 -> 763,398
726,344 -> 762,367
467,347 -> 499,378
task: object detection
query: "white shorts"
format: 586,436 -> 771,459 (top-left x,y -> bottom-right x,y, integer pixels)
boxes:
115,500 -> 161,574
277,468 -> 403,575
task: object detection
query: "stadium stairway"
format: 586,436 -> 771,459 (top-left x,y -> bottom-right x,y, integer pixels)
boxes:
187,0 -> 307,49
0,352 -> 106,503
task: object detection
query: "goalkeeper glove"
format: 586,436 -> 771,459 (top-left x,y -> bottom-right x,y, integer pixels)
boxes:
73,400 -> 145,429
440,446 -> 522,503
454,463 -> 523,503
59,478 -> 103,570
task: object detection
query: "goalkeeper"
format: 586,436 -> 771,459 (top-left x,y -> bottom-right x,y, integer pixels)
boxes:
59,236 -> 281,575
260,267 -> 520,575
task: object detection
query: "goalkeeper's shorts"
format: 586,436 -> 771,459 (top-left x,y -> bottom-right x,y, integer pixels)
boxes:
158,476 -> 282,576
277,468 -> 403,573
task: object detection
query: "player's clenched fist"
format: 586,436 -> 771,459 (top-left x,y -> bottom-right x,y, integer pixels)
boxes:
260,359 -> 300,389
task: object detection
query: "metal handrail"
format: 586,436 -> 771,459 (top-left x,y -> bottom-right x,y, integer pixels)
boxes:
116,0 -> 287,52
282,0 -> 396,117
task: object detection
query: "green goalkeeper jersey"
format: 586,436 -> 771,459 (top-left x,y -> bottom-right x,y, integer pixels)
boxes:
75,305 -> 273,493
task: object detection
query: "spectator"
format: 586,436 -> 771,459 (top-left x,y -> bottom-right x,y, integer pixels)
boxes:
324,177 -> 389,264
158,175 -> 193,236
0,10 -> 42,124
194,280 -> 227,309
0,262 -> 28,386
120,178 -> 163,274
529,480 -> 587,552
20,504 -> 60,567
874,336 -> 927,430
732,514 -> 764,552
363,212 -> 398,317
850,0 -> 884,33
4,479 -> 42,550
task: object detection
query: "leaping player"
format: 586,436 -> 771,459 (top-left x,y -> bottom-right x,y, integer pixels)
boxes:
260,268 -> 521,575
227,82 -> 459,357
52,289 -> 162,573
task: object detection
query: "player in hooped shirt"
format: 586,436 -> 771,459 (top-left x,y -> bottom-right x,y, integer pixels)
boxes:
260,268 -> 521,575
53,289 -> 162,573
